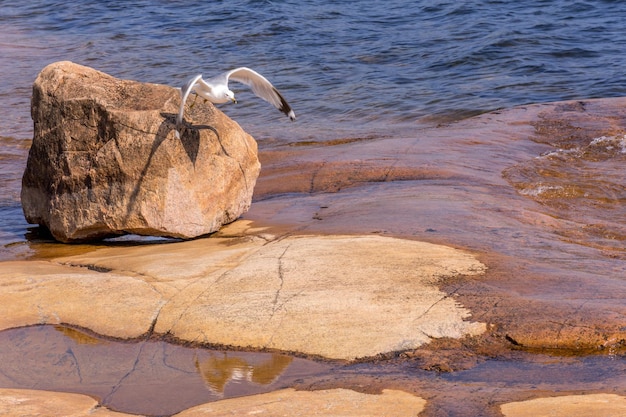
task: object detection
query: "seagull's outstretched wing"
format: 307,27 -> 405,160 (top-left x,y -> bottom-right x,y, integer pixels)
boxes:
226,67 -> 296,121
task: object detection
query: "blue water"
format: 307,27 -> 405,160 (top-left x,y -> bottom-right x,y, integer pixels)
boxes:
2,0 -> 626,140
1,0 -> 626,252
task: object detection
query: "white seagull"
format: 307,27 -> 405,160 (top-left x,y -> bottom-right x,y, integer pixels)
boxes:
176,67 -> 296,136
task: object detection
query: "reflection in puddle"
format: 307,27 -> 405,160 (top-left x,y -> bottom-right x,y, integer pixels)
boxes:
54,324 -> 106,345
0,325 -> 331,416
1,326 -> 625,416
195,352 -> 293,394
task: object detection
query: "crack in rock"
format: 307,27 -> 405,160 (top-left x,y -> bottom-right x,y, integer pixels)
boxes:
270,244 -> 291,319
102,339 -> 148,406
64,347 -> 83,384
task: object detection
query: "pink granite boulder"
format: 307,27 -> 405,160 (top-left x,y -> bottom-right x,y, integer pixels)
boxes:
22,61 -> 260,242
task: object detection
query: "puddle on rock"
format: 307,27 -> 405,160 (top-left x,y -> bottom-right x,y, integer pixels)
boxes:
0,325 -> 332,416
1,325 -> 625,417
302,352 -> 626,417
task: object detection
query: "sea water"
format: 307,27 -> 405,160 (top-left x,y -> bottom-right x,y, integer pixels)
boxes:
1,0 -> 626,250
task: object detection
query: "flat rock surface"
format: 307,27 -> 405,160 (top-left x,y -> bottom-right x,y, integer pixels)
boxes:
0,388 -> 131,417
0,223 -> 486,360
0,388 -> 426,417
175,388 -> 426,417
500,393 -> 626,417
0,261 -> 161,338
2,387 -> 625,417
248,98 -> 626,353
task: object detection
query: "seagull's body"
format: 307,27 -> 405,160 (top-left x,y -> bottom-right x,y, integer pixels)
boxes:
176,67 -> 295,135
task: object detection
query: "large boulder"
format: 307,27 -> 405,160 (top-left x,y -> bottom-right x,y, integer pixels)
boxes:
21,61 -> 260,242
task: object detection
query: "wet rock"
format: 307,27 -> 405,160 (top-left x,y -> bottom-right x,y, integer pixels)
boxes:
21,61 -> 260,242
501,393 -> 626,417
0,388 -> 426,417
249,98 -> 626,354
174,388 -> 426,416
0,388 -> 130,417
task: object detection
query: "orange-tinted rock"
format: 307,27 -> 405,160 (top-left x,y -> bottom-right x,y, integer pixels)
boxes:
501,394 -> 626,417
0,388 -> 132,417
174,388 -> 426,417
22,61 -> 260,242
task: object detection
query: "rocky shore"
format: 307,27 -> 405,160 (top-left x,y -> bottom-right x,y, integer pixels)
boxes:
0,64 -> 625,416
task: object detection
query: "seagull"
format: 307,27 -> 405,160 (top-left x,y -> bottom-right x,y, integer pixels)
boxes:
176,67 -> 296,137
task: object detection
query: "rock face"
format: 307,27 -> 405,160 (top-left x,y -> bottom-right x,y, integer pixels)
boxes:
500,394 -> 626,417
175,389 -> 427,417
0,226 -> 487,361
21,61 -> 260,242
0,388 -> 427,417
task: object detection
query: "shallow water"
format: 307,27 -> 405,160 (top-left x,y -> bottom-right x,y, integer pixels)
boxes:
0,325 -> 332,416
0,325 -> 624,416
505,124 -> 626,252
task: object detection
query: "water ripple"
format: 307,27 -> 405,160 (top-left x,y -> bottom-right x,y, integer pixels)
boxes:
2,0 -> 626,140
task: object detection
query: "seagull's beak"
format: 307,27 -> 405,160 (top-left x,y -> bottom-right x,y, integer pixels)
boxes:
230,97 -> 237,104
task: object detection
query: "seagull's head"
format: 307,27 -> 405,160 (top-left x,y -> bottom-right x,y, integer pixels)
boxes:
225,90 -> 237,103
